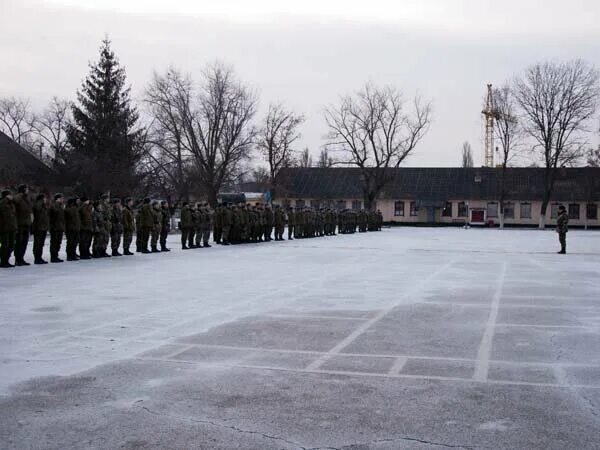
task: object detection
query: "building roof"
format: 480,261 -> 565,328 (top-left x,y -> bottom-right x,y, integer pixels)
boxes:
279,167 -> 600,202
0,131 -> 56,187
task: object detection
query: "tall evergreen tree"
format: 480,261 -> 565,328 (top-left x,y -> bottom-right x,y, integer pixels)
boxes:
67,37 -> 143,197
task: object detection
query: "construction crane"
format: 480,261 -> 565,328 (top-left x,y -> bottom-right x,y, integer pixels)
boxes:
482,84 -> 499,168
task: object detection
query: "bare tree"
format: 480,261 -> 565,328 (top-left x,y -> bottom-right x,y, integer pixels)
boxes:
317,148 -> 335,168
144,68 -> 194,204
30,97 -> 72,168
0,96 -> 36,148
145,63 -> 257,206
513,60 -> 600,228
299,147 -> 313,167
493,85 -> 522,228
324,82 -> 431,210
256,103 -> 304,191
461,142 -> 473,168
251,166 -> 270,184
587,146 -> 600,167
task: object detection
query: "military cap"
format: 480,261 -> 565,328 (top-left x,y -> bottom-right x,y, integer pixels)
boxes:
54,193 -> 64,200
80,196 -> 88,203
161,200 -> 168,206
1,189 -> 11,198
17,184 -> 28,193
36,193 -> 46,201
125,197 -> 132,203
112,198 -> 121,204
101,193 -> 110,200
143,198 -> 151,204
67,198 -> 77,205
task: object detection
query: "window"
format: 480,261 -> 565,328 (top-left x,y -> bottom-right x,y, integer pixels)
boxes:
296,199 -> 305,208
335,200 -> 347,211
586,203 -> 598,220
311,199 -> 320,209
550,203 -> 561,219
520,203 -> 532,219
458,202 -> 468,218
487,202 -> 498,218
394,201 -> 405,216
352,200 -> 362,211
503,202 -> 515,219
568,203 -> 580,220
442,202 -> 452,217
410,201 -> 418,217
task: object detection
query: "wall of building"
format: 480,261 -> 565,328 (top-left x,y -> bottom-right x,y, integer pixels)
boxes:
284,197 -> 600,228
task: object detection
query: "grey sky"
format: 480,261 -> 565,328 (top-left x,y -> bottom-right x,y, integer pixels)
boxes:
2,0 -> 599,166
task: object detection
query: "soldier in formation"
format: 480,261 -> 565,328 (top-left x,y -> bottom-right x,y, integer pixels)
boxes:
556,205 -> 569,254
0,185 -> 388,268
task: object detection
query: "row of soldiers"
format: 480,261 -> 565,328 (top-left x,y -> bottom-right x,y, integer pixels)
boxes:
0,185 -> 383,268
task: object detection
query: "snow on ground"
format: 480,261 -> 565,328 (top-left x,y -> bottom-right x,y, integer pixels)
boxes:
1,227 -> 600,449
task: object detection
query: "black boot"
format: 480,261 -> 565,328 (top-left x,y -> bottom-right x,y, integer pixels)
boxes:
0,261 -> 15,268
151,247 -> 160,253
123,249 -> 134,256
34,258 -> 48,264
161,247 -> 171,252
15,260 -> 31,266
112,250 -> 122,257
50,256 -> 63,263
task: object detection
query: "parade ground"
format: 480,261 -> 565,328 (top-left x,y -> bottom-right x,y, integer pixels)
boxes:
1,227 -> 600,449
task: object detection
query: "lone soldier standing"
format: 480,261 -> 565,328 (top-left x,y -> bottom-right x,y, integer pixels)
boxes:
32,193 -> 49,264
160,201 -> 171,252
122,198 -> 135,255
110,198 -> 123,256
64,198 -> 81,261
556,205 -> 569,254
79,197 -> 94,259
48,193 -> 65,263
13,184 -> 32,266
0,189 -> 17,268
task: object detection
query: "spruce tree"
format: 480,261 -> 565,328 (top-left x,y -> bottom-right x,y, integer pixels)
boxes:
67,37 -> 143,197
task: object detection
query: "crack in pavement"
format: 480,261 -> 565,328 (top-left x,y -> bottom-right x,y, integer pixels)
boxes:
138,405 -> 475,450
139,405 -> 306,449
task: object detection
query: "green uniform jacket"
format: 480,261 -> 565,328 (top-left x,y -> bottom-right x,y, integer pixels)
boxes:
111,207 -> 123,233
161,208 -> 171,231
152,207 -> 162,231
139,204 -> 154,228
14,193 -> 32,227
0,198 -> 18,232
92,209 -> 105,233
49,202 -> 65,232
79,204 -> 94,232
557,211 -> 569,233
180,207 -> 193,228
122,207 -> 135,233
65,205 -> 81,232
222,208 -> 233,227
32,201 -> 49,232
102,204 -> 112,232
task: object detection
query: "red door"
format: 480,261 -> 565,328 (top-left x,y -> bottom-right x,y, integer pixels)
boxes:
471,210 -> 485,223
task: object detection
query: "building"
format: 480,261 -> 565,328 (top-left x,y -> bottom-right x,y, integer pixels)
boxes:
278,167 -> 600,228
0,131 -> 56,188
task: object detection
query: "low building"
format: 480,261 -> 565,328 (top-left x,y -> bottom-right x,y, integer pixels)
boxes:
278,167 -> 600,228
0,131 -> 57,189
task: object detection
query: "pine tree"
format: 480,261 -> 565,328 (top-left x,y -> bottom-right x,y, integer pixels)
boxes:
67,37 -> 143,197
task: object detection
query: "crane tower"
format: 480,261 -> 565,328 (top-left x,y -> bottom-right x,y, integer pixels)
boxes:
482,84 -> 498,167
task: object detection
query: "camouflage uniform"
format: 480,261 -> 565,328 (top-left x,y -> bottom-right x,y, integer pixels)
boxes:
32,195 -> 49,264
180,203 -> 194,249
150,202 -> 162,252
160,202 -> 171,251
64,199 -> 81,260
556,208 -> 569,254
48,196 -> 65,262
79,200 -> 94,259
122,200 -> 135,255
287,207 -> 295,240
92,202 -> 107,258
110,200 -> 123,256
0,192 -> 17,267
13,187 -> 32,265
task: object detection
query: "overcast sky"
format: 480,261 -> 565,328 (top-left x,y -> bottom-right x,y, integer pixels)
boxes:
2,0 -> 600,166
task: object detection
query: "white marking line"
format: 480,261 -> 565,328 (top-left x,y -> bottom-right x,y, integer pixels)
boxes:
473,262 -> 507,382
496,324 -> 597,330
306,259 -> 459,371
263,314 -> 369,321
388,357 -> 408,375
134,358 -> 600,390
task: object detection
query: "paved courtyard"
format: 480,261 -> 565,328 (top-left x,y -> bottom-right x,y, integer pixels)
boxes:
1,228 -> 600,449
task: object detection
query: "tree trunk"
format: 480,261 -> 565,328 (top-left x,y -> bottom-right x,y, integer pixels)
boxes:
207,188 -> 218,208
499,213 -> 505,229
539,195 -> 550,229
